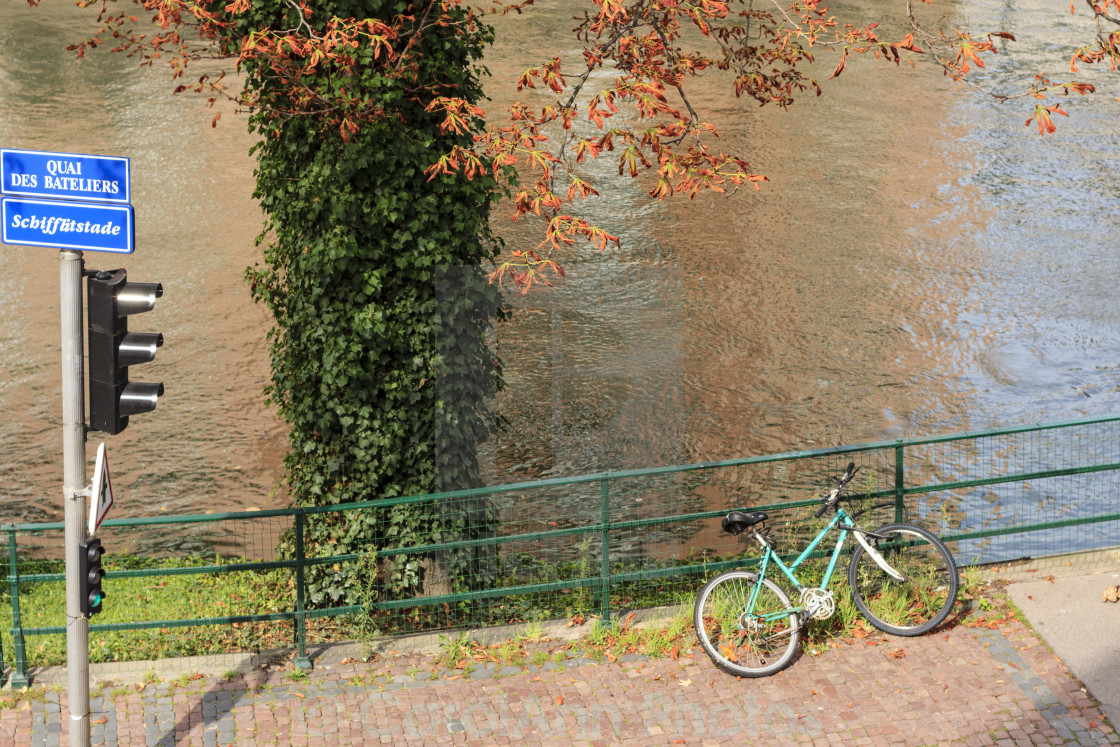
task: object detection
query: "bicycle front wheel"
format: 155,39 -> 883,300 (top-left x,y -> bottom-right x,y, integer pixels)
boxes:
848,523 -> 959,636
693,570 -> 800,677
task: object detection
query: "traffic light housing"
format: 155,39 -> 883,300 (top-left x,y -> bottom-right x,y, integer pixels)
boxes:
87,268 -> 164,435
78,537 -> 106,617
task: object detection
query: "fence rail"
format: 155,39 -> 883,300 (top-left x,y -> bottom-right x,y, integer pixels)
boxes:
5,413 -> 1120,687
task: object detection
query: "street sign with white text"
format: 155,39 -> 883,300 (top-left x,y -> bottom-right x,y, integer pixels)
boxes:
1,196 -> 134,253
0,148 -> 130,203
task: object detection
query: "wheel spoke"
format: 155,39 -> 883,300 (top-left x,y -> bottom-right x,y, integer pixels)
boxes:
694,571 -> 799,677
849,524 -> 958,636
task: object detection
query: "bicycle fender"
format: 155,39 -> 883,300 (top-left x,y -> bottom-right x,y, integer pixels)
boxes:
853,530 -> 907,582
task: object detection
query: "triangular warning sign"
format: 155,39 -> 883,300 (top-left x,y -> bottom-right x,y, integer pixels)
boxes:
88,442 -> 114,534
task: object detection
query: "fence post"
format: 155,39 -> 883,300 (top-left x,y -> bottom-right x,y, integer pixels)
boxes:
595,481 -> 613,622
293,511 -> 311,670
599,479 -> 611,622
894,442 -> 905,523
7,529 -> 29,689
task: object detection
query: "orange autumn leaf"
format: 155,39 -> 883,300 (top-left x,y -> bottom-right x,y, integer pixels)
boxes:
1025,103 -> 1068,135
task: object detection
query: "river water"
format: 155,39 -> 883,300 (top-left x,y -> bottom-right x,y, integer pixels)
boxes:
0,1 -> 1117,525
477,0 -> 1120,485
0,2 -> 284,523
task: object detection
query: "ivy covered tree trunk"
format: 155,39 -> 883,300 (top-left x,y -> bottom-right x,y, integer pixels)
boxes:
230,1 -> 504,607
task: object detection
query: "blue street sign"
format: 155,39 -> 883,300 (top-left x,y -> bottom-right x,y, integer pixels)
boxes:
0,149 -> 130,204
2,197 -> 135,254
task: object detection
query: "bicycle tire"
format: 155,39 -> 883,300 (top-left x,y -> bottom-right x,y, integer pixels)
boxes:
848,523 -> 959,636
693,570 -> 800,677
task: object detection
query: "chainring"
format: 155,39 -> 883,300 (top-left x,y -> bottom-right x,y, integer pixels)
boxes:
799,587 -> 835,620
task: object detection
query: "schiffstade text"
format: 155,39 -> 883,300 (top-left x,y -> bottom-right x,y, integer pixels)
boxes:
9,214 -> 122,236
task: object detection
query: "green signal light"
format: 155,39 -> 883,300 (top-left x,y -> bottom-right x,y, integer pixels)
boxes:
79,537 -> 106,617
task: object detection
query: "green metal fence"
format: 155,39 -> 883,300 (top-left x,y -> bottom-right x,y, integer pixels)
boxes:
5,413 -> 1120,686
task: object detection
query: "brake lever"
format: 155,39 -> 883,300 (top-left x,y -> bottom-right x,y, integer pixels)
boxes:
815,486 -> 840,517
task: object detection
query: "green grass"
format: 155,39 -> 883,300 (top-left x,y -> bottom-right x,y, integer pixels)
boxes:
437,630 -> 475,669
516,617 -> 545,643
0,553 -> 297,669
492,639 -> 525,667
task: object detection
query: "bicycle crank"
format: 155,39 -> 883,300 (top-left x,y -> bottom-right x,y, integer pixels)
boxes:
800,588 -> 835,620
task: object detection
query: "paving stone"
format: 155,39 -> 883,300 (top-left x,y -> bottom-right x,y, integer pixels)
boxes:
10,618 -> 1118,746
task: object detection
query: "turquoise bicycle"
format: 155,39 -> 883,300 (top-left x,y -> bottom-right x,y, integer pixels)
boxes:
694,462 -> 959,677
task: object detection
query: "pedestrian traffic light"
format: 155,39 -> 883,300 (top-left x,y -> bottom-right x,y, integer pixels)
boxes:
78,537 -> 106,617
87,268 -> 164,435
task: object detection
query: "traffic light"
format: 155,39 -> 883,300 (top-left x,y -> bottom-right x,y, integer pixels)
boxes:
78,537 -> 106,617
87,268 -> 164,435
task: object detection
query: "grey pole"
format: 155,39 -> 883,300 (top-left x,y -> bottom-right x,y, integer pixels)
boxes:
60,248 -> 90,747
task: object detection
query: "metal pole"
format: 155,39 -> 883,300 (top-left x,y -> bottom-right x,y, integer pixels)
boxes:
599,478 -> 610,621
60,249 -> 90,747
7,528 -> 29,689
294,510 -> 311,670
894,442 -> 905,523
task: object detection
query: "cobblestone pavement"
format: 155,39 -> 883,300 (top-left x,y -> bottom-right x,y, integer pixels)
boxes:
1,614 -> 1116,746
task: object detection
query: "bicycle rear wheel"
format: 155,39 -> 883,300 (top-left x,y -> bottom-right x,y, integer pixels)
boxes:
848,523 -> 958,636
693,570 -> 800,677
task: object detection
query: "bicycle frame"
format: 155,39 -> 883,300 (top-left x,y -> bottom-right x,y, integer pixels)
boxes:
745,506 -> 903,621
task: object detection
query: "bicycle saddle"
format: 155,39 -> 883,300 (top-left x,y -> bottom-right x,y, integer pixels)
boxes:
722,510 -> 767,535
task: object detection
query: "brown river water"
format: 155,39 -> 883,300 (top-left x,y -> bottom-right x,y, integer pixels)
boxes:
0,1 -> 1118,526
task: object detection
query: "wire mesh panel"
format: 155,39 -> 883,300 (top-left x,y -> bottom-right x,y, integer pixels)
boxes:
911,419 -> 1120,563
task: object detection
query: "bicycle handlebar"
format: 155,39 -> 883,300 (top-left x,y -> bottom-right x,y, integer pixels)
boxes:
815,462 -> 860,517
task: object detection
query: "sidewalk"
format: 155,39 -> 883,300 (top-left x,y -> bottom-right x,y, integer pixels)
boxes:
1002,557 -> 1120,729
1,598 -> 1116,747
